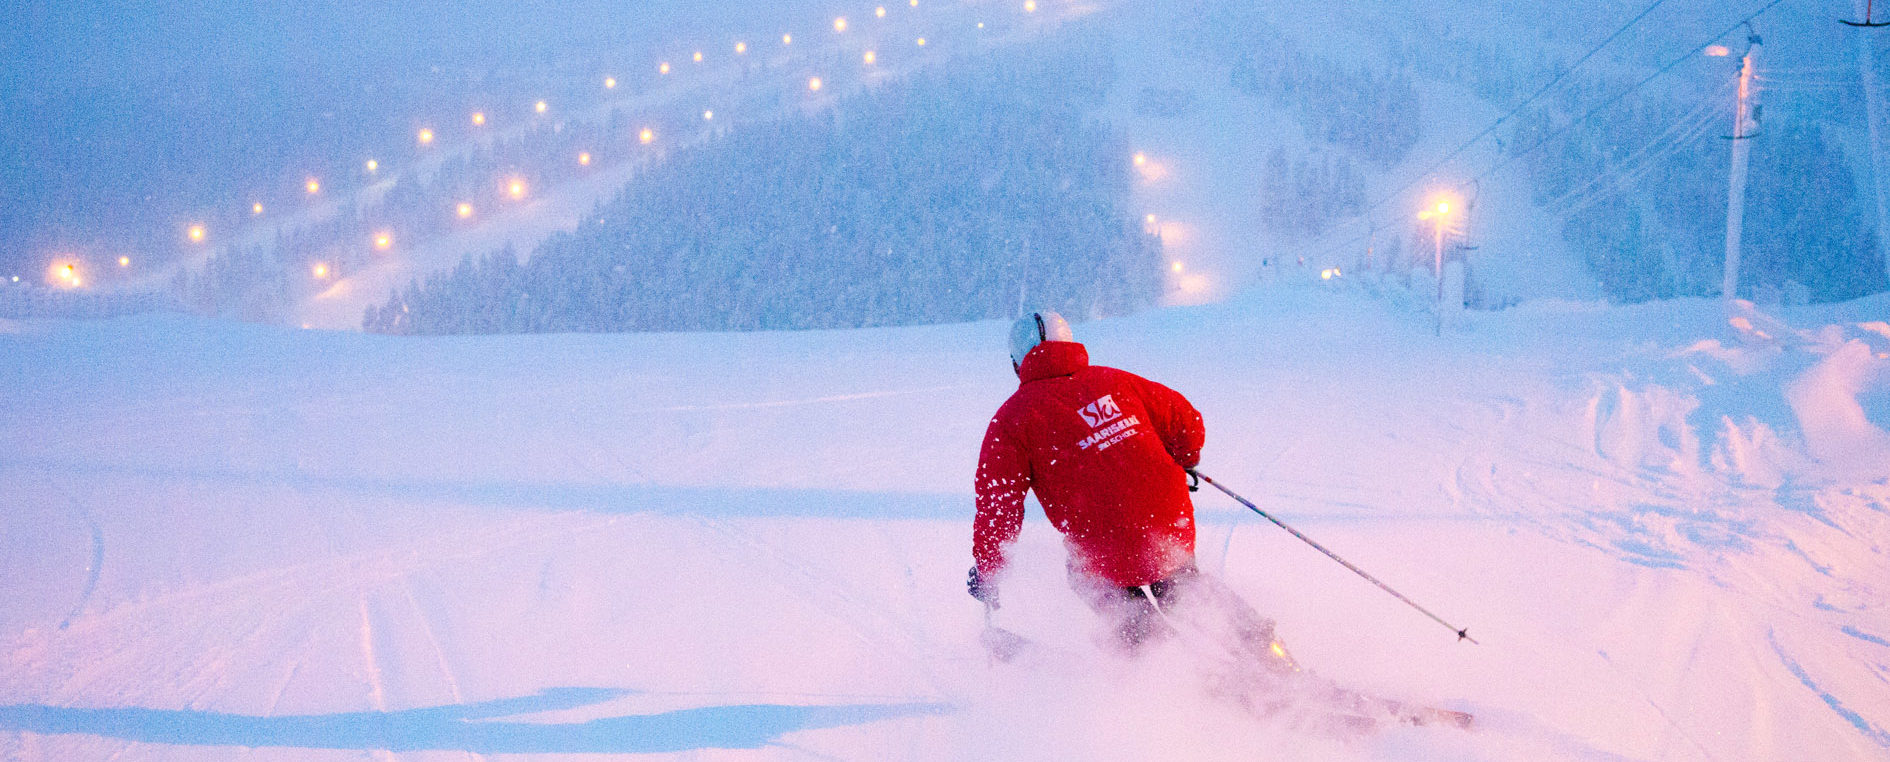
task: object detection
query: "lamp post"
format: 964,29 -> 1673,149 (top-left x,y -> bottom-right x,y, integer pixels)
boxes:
1418,199 -> 1454,334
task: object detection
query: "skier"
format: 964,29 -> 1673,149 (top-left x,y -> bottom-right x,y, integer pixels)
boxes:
968,311 -> 1284,664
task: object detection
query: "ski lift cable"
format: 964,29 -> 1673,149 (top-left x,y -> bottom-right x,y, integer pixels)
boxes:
1461,0 -> 1793,193
1546,119 -> 1713,223
1278,0 -> 1790,271
1290,77 -> 1726,268
1540,84 -> 1728,216
1353,0 -> 1683,224
1282,0 -> 1785,272
1550,108 -> 1724,222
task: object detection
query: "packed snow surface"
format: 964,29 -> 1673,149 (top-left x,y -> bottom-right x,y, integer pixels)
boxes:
3,287 -> 1887,760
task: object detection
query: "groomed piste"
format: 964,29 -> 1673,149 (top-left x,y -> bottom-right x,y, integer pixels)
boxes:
3,287 -> 1886,760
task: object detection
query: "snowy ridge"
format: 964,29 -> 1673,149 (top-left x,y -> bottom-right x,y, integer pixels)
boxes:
3,287 -> 1887,760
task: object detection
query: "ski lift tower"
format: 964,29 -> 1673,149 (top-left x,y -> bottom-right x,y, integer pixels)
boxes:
1847,0 -> 1890,284
1843,0 -> 1889,25
1721,32 -> 1762,303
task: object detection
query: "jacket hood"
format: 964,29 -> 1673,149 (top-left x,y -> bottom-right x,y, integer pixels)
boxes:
1017,341 -> 1088,383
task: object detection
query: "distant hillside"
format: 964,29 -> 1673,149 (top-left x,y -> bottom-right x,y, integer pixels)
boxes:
366,31 -> 1164,334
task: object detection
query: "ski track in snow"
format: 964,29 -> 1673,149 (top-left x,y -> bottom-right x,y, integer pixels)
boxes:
35,469 -> 105,633
2,295 -> 1888,759
355,597 -> 396,762
7,291 -> 1882,756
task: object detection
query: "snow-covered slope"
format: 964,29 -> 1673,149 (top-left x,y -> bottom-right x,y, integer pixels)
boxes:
270,0 -> 1654,331
4,287 -> 1886,760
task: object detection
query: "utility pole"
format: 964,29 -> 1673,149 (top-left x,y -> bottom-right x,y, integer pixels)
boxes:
1857,0 -> 1890,283
1721,32 -> 1762,303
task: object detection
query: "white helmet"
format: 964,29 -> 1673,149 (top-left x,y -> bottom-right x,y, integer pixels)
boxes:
1009,310 -> 1074,368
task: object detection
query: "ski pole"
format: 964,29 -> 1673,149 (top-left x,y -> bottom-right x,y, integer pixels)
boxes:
1190,469 -> 1478,644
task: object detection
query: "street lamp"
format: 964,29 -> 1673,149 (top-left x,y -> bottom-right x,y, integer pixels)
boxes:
1417,198 -> 1454,280
1417,197 -> 1457,333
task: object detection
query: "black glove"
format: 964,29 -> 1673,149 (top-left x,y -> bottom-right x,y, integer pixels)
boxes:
967,565 -> 998,609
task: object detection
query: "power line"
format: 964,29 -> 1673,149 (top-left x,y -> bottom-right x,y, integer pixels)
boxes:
1462,0 -> 1792,190
1363,0 -> 1681,218
1293,0 -> 1795,269
1546,91 -> 1727,221
1279,0 -> 1685,270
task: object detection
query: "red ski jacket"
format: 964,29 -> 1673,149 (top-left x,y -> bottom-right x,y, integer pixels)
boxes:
974,341 -> 1205,588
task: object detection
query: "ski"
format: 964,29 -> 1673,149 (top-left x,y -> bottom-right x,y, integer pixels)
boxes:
1184,629 -> 1475,737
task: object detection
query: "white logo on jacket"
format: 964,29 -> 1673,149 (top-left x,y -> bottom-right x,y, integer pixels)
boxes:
1078,395 -> 1123,427
1076,395 -> 1140,451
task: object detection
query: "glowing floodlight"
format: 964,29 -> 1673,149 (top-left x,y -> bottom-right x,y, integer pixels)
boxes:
119,256 -> 131,267
305,178 -> 321,195
416,128 -> 433,145
703,109 -> 715,120
605,76 -> 617,89
693,51 -> 703,63
808,76 -> 823,91
578,151 -> 592,166
783,33 -> 793,45
312,262 -> 331,279
863,50 -> 877,64
639,127 -> 655,144
917,37 -> 927,46
736,41 -> 748,54
834,17 -> 848,32
472,111 -> 487,126
457,202 -> 474,219
252,202 -> 264,215
507,178 -> 527,199
1171,261 -> 1184,273
187,224 -> 206,243
876,6 -> 887,18
1133,152 -> 1147,167
660,61 -> 672,74
1025,0 -> 1037,11
1418,198 -> 1454,221
373,231 -> 393,250
535,100 -> 548,113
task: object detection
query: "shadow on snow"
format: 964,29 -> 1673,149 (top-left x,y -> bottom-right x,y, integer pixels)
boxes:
0,687 -> 951,754
4,458 -> 966,521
